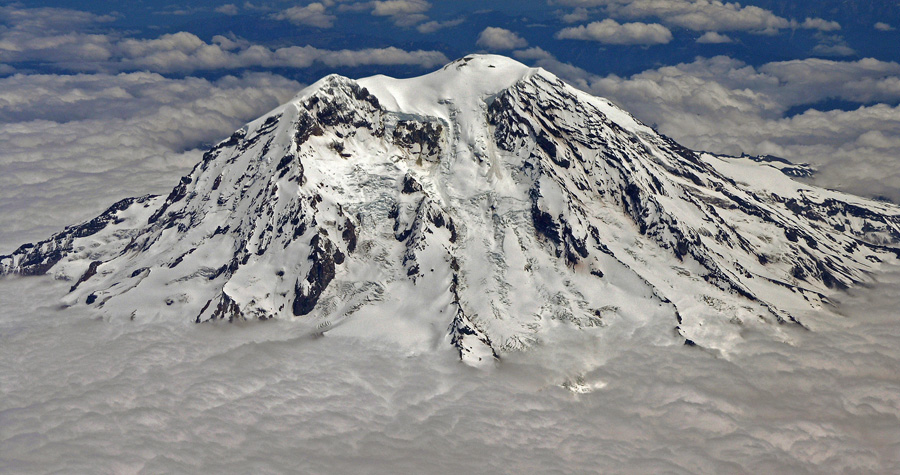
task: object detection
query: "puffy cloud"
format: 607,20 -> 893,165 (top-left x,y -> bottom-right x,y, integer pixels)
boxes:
371,0 -> 430,16
799,17 -> 840,32
0,23 -> 448,74
561,7 -> 592,24
0,5 -> 117,67
273,3 -> 336,28
0,5 -> 448,74
0,4 -> 115,30
313,46 -> 448,67
813,43 -> 856,57
696,31 -> 732,43
476,27 -> 529,50
619,0 -> 789,33
0,72 -> 302,251
366,0 -> 431,26
513,46 -> 556,61
754,57 -> 900,104
553,0 -> 795,34
875,22 -> 895,32
592,60 -> 900,200
215,4 -> 240,15
811,34 -> 856,58
416,18 -> 464,34
556,19 -> 673,45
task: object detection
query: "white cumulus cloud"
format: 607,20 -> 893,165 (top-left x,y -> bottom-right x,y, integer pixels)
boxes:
215,4 -> 239,15
0,5 -> 448,74
476,27 -> 529,50
416,18 -> 464,34
273,3 -> 337,28
696,31 -> 732,43
799,17 -> 841,32
368,0 -> 431,26
552,0 -> 801,34
556,19 -> 673,45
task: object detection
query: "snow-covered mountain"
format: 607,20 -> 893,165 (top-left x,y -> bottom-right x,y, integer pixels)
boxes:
3,55 -> 899,363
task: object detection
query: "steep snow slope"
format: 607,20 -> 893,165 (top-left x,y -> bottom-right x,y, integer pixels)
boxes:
3,55 -> 899,362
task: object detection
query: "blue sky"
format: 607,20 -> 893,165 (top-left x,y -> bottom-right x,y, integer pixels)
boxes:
2,0 -> 900,249
8,1 -> 900,79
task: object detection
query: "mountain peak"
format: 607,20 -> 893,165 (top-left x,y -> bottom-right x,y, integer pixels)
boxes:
354,54 -> 540,133
442,54 -> 531,70
2,57 -> 898,364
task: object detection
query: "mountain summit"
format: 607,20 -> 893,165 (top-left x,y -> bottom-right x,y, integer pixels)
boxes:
4,55 -> 899,363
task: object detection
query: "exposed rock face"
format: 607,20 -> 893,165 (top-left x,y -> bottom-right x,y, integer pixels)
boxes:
293,232 -> 340,317
1,195 -> 155,277
2,55 -> 898,363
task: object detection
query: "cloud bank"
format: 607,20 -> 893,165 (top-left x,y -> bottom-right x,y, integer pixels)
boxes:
0,72 -> 301,251
0,5 -> 448,74
1,263 -> 899,472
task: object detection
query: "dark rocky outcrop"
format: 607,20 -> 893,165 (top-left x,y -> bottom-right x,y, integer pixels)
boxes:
292,232 -> 340,316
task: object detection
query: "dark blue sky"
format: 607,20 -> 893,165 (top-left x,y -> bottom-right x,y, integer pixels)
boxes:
10,0 -> 900,82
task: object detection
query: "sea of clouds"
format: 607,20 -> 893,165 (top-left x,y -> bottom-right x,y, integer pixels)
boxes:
2,267 -> 899,473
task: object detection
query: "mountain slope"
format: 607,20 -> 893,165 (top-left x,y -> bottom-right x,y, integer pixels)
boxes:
3,55 -> 899,362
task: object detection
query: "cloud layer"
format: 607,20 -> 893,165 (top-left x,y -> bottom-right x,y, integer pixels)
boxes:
0,5 -> 448,74
1,264 -> 899,472
0,72 -> 301,251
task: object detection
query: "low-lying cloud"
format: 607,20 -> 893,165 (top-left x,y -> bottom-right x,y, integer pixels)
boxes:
0,72 -> 301,251
1,259 -> 898,473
